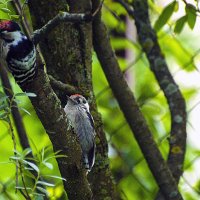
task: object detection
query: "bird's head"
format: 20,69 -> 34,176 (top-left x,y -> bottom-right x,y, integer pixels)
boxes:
0,20 -> 21,32
0,20 -> 23,42
67,94 -> 89,111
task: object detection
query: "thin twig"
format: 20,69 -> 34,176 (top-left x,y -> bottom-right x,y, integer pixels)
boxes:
0,65 -> 30,149
49,75 -> 79,94
12,0 -> 32,38
18,189 -> 28,199
92,0 -> 104,17
19,161 -> 31,200
7,116 -> 18,193
32,12 -> 91,44
21,0 -> 29,18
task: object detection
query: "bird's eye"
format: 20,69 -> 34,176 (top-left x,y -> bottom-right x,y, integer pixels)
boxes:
77,99 -> 80,103
74,97 -> 80,103
82,99 -> 86,104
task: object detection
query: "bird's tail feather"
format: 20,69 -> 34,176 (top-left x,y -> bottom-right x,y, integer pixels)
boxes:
83,144 -> 95,171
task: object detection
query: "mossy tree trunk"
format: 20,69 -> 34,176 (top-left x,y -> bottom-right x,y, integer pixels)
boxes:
28,0 -> 118,199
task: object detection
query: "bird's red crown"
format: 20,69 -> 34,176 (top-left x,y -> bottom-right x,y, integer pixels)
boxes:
70,94 -> 82,97
0,20 -> 12,30
0,20 -> 20,32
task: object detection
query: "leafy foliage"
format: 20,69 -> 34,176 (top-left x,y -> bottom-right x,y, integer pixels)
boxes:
0,0 -> 19,19
0,90 -> 65,199
174,15 -> 187,34
9,148 -> 66,198
185,3 -> 197,29
154,1 -> 177,31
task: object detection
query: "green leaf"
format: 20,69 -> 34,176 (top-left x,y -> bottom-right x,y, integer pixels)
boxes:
43,175 -> 66,181
24,167 -> 34,171
54,150 -> 62,155
23,148 -> 32,157
15,186 -> 32,190
19,107 -> 31,115
0,95 -> 8,103
42,161 -> 53,170
33,193 -> 45,198
41,148 -> 45,162
174,15 -> 187,34
23,170 -> 36,180
174,1 -> 179,12
10,14 -> 20,19
0,104 -> 8,111
23,160 -> 39,172
36,186 -> 49,195
43,154 -> 67,162
13,98 -> 22,104
10,156 -> 21,160
37,181 -> 55,187
154,1 -> 177,31
25,92 -> 37,97
14,93 -> 28,97
185,3 -> 197,29
0,7 -> 11,13
14,149 -> 22,156
0,112 -> 8,119
15,92 -> 37,97
26,157 -> 38,163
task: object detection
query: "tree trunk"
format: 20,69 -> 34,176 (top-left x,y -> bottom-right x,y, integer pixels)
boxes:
28,0 -> 118,199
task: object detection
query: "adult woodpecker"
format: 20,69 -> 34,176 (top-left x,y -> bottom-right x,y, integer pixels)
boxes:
64,94 -> 96,171
0,20 -> 36,85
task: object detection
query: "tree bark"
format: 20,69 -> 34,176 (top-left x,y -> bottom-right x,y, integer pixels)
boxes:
28,0 -> 118,199
92,0 -> 184,199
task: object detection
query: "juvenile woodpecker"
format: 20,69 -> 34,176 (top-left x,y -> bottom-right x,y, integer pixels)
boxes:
64,94 -> 96,171
0,20 -> 36,85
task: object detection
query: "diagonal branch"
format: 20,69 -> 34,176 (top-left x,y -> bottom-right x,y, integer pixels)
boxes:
0,65 -> 30,149
49,75 -> 79,95
32,12 -> 91,44
129,1 -> 186,199
92,1 -> 183,200
116,0 -> 187,198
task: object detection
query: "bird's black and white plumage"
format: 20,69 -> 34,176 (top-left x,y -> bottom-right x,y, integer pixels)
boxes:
0,20 -> 36,85
64,94 -> 96,171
